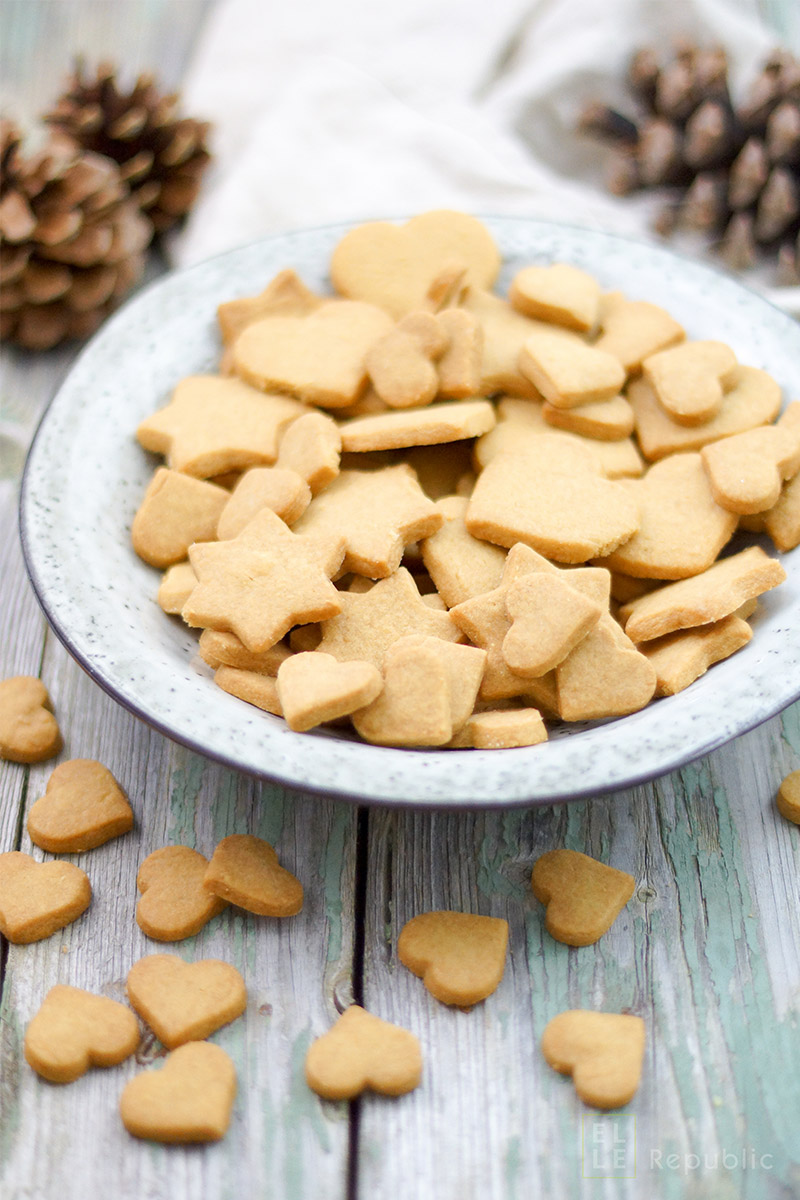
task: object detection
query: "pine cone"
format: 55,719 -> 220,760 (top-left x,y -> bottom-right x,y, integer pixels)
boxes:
45,61 -> 211,234
579,43 -> 800,283
0,120 -> 151,350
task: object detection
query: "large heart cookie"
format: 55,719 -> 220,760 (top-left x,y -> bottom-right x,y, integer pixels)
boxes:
126,954 -> 247,1048
531,848 -> 635,946
0,851 -> 91,944
136,845 -> 227,941
541,1010 -> 646,1109
120,1041 -> 237,1143
27,759 -> 134,854
203,834 -> 303,916
304,1005 -> 422,1100
24,984 -> 139,1083
330,211 -> 501,321
0,676 -> 62,764
397,910 -> 508,1006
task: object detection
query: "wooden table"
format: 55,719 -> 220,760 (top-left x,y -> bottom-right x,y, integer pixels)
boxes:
1,3 -> 799,1197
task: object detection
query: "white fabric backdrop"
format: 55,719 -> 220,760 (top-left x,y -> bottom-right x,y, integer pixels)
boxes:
170,0 -> 799,311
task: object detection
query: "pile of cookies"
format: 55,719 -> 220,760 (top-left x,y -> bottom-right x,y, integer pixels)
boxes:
130,210 -> 798,749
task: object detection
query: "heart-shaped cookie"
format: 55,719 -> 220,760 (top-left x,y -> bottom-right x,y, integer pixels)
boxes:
0,676 -> 62,764
397,910 -> 508,1006
304,1005 -> 422,1100
232,299 -> 394,408
0,851 -> 91,944
120,1041 -> 237,1143
126,954 -> 247,1049
531,848 -> 635,946
330,211 -> 501,320
541,1010 -> 646,1109
24,984 -> 139,1083
27,759 -> 134,854
276,651 -> 383,732
203,834 -> 303,917
555,616 -> 657,721
136,845 -> 227,941
777,769 -> 800,824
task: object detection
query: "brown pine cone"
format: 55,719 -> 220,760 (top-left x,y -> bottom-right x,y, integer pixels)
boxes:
45,60 -> 211,234
0,120 -> 151,350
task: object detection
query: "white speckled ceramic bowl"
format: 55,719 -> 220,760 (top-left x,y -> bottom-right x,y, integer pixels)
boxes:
20,218 -> 800,807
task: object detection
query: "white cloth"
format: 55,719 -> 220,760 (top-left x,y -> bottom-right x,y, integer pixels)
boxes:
171,0 -> 799,312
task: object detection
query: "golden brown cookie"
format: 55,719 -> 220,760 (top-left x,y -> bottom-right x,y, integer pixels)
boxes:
519,328 -> 626,408
24,984 -> 139,1083
531,849 -> 635,945
397,910 -> 509,1006
157,561 -> 197,615
126,954 -> 246,1047
131,468 -> 229,567
642,339 -> 738,425
777,770 -> 800,824
203,834 -> 303,916
27,759 -> 134,854
419,495 -> 507,607
453,708 -> 548,749
593,297 -> 684,372
541,1010 -> 646,1109
0,851 -> 91,944
700,423 -> 800,515
136,845 -> 228,942
217,267 -> 321,344
0,676 -> 62,764
120,1041 -> 237,1143
509,263 -> 601,331
502,573 -> 604,677
213,667 -> 283,716
338,399 -> 496,453
555,614 -> 657,721
215,467 -> 311,538
276,652 -> 383,732
276,410 -> 342,493
305,1006 -> 422,1100
639,615 -> 753,696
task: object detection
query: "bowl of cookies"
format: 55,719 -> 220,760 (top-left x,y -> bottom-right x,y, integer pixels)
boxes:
20,212 -> 800,806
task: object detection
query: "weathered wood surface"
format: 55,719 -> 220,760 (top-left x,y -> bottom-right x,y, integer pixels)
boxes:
1,4 -> 800,1199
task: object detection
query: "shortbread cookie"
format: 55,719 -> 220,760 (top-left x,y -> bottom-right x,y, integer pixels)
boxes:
619,545 -> 786,642
120,1041 -> 237,1143
596,453 -> 737,579
137,374 -> 305,477
217,267 -> 321,344
127,954 -> 246,1047
639,614 -> 753,696
397,910 -> 509,1006
763,469 -> 800,551
466,448 -> 640,562
777,770 -> 800,824
276,652 -> 382,731
509,263 -> 601,331
330,210 -> 501,320
593,297 -> 684,371
700,423 -> 800,515
454,708 -> 548,749
216,466 -> 311,538
642,339 -> 738,425
316,567 -> 460,669
502,572 -> 605,677
132,468 -> 229,567
461,285 -> 549,397
531,849 -> 635,945
352,636 -> 485,747
0,851 -> 91,943
276,410 -> 342,493
435,308 -> 483,397
338,399 -> 496,453
158,561 -> 197,614
555,614 -> 657,720
25,985 -> 139,1083
519,328 -> 626,408
203,834 -> 303,916
292,465 -> 442,578
365,313 -> 444,408
541,1011 -> 646,1109
419,495 -> 507,607
629,366 -> 782,461
136,846 -> 227,942
27,759 -> 133,854
543,393 -> 635,440
231,299 -> 394,408
213,666 -> 283,715
0,676 -> 62,764
197,628 -> 291,674
305,1005 -> 422,1100
183,507 -> 345,652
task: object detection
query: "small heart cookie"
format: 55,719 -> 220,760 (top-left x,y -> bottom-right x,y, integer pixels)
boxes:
777,769 -> 800,824
24,984 -> 139,1083
126,954 -> 247,1048
397,910 -> 509,1006
27,759 -> 134,854
120,1041 -> 237,1143
531,849 -> 635,945
203,834 -> 303,917
304,1005 -> 422,1100
0,851 -> 91,944
541,1010 -> 646,1109
136,845 -> 228,941
0,676 -> 62,764
276,652 -> 383,732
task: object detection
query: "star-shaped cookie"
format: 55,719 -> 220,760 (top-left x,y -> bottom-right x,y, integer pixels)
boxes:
293,465 -> 443,578
183,508 -> 345,652
137,374 -> 306,478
